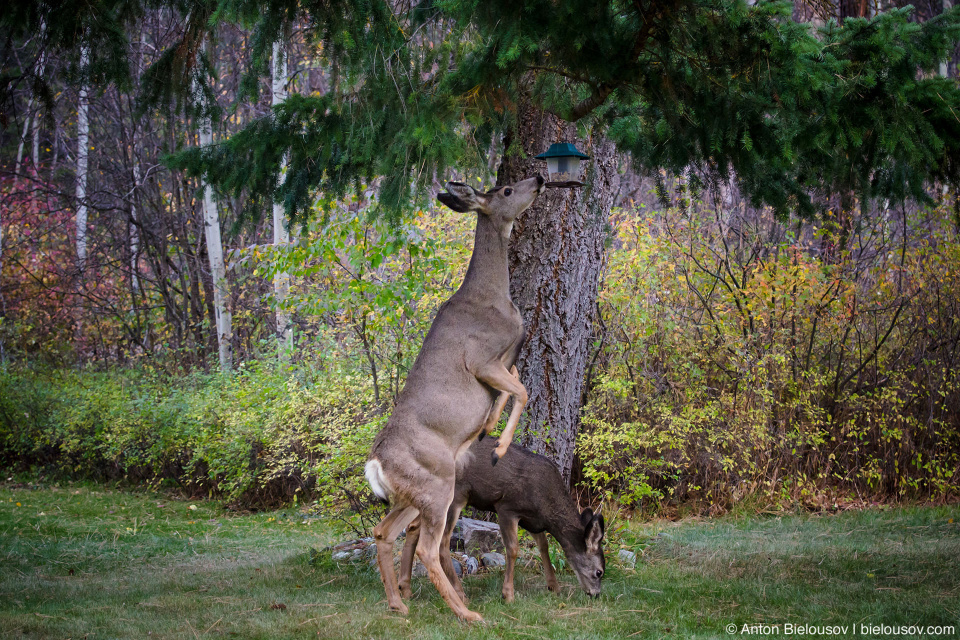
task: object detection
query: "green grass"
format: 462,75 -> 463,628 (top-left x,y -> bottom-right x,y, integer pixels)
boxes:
1,479 -> 958,639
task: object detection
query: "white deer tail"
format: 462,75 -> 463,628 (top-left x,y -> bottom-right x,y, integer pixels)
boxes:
365,459 -> 392,504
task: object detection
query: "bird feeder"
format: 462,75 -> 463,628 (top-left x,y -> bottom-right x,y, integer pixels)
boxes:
535,142 -> 590,187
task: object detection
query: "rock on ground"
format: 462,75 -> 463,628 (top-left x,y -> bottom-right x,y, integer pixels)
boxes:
480,552 -> 506,568
451,517 -> 504,555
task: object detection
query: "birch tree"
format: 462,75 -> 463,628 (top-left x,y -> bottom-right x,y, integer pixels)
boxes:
197,40 -> 232,372
14,99 -> 33,176
130,160 -> 142,294
32,20 -> 46,169
271,37 -> 292,356
76,45 -> 90,272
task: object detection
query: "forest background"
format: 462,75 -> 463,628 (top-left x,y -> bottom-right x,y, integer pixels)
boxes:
1,0 -> 959,531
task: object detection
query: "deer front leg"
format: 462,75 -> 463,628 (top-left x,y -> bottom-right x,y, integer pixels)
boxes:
473,363 -> 527,465
500,516 -> 521,603
478,388 -> 510,441
533,532 -> 560,593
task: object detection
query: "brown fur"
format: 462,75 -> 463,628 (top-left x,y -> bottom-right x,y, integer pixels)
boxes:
398,439 -> 606,603
365,176 -> 545,622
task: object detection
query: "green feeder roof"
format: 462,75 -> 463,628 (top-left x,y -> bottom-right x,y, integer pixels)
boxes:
534,142 -> 590,160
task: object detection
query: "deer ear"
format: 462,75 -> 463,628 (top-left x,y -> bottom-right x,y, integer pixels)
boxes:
585,516 -> 604,553
438,181 -> 487,213
580,508 -> 594,529
437,192 -> 471,212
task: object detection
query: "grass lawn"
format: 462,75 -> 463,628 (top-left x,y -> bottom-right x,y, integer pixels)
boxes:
1,479 -> 958,639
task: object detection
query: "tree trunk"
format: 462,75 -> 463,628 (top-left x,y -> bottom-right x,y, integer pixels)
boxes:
942,0 -> 954,77
76,46 -> 90,273
15,98 -> 33,176
272,38 -> 293,357
838,0 -> 867,18
497,96 -> 620,484
131,160 -> 142,295
197,41 -> 233,372
32,21 -> 46,169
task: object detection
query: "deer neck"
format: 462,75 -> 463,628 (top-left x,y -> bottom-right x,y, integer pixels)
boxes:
457,212 -> 512,302
548,497 -> 588,557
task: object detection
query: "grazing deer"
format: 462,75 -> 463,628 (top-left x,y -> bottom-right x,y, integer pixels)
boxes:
364,176 -> 545,622
398,438 -> 606,604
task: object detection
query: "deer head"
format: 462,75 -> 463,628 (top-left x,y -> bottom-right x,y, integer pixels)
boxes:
569,508 -> 606,598
438,176 -> 545,236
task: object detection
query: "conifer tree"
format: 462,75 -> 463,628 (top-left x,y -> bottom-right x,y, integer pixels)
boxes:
11,0 -> 960,478
176,0 -> 960,479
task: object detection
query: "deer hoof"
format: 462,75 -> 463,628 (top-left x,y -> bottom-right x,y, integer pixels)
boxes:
477,430 -> 485,441
461,610 -> 484,623
491,449 -> 500,466
388,600 -> 409,615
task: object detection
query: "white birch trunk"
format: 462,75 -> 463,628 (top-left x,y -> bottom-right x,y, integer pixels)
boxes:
272,38 -> 293,356
131,160 -> 141,293
15,98 -> 33,176
130,32 -> 142,297
943,0 -> 954,77
31,113 -> 40,168
32,22 -> 46,168
76,47 -> 90,272
197,41 -> 232,371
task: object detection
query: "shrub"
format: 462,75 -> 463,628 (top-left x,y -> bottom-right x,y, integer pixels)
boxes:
578,202 -> 960,511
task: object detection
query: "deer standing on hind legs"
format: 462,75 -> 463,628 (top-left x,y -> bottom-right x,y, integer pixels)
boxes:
365,175 -> 545,622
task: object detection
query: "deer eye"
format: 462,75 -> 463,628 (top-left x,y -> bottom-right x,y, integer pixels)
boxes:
503,188 -> 513,196
596,569 -> 604,579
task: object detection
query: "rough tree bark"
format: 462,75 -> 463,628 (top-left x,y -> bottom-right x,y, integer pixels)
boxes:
497,96 -> 620,484
272,37 -> 293,357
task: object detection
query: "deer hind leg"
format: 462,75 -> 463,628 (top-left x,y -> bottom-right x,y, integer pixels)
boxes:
533,531 -> 560,592
373,505 -> 420,614
414,496 -> 482,622
474,363 -> 527,465
398,516 -> 421,600
400,504 -> 466,603
499,516 -> 521,603
439,498 -> 467,603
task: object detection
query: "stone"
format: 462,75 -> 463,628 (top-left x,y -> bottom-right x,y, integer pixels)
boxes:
331,550 -> 353,561
480,552 -> 506,568
618,549 -> 637,568
452,558 -> 463,577
451,517 -> 503,555
464,556 -> 480,575
331,538 -> 370,552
